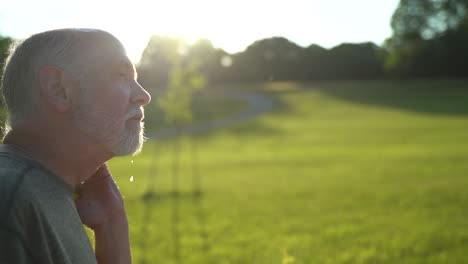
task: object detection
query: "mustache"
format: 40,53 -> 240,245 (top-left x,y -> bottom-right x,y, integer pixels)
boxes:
126,108 -> 145,120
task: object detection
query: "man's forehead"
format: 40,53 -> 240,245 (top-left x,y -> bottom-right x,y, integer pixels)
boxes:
85,44 -> 130,69
113,58 -> 136,72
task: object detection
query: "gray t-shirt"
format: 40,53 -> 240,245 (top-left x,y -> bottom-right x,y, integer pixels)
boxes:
0,145 -> 97,264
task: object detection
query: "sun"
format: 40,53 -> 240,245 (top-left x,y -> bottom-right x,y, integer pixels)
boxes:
98,0 -> 250,62
67,0 -> 256,63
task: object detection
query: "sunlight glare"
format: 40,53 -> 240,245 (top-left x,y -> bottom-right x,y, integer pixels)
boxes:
221,55 -> 233,67
105,0 -> 249,62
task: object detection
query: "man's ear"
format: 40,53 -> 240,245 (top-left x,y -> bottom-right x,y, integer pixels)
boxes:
38,66 -> 73,113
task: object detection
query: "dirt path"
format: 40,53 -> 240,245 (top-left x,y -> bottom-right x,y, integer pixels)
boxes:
149,91 -> 274,139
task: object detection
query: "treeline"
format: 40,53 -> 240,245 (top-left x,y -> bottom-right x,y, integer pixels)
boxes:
137,36 -> 385,92
136,0 -> 468,91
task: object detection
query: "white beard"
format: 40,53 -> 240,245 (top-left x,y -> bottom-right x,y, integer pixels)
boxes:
111,120 -> 146,156
72,97 -> 146,156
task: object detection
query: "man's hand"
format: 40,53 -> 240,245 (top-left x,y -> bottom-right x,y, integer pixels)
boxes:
75,164 -> 126,230
75,164 -> 132,264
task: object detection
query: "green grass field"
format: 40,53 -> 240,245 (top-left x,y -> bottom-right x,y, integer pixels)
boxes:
107,80 -> 468,264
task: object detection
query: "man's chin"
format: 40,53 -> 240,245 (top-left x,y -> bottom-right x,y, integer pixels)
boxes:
111,130 -> 147,157
112,142 -> 143,157
130,141 -> 144,156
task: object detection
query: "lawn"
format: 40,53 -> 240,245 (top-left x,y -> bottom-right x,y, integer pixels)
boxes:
107,80 -> 468,264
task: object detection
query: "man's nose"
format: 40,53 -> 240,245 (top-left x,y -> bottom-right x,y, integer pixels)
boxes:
131,81 -> 151,106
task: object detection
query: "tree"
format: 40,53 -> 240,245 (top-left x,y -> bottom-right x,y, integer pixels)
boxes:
390,0 -> 468,45
185,39 -> 232,84
327,43 -> 384,80
301,44 -> 328,80
137,36 -> 185,92
386,0 -> 468,78
231,37 -> 305,82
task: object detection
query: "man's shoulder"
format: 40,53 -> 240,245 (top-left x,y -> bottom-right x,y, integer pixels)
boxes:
0,149 -> 39,256
0,150 -> 35,200
0,149 -> 38,226
0,149 -> 33,171
0,145 -> 36,179
0,145 -> 71,201
0,146 -> 63,229
0,147 -> 95,264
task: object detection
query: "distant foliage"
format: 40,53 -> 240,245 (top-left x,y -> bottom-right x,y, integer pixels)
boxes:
137,36 -> 206,127
160,62 -> 206,126
0,35 -> 13,131
385,0 -> 468,78
138,36 -> 385,86
0,35 -> 12,68
138,36 -> 223,92
138,36 -> 182,92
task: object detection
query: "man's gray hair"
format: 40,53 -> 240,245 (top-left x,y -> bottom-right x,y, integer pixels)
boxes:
0,28 -> 125,129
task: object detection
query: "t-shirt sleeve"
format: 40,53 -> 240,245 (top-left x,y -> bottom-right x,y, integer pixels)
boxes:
0,226 -> 36,264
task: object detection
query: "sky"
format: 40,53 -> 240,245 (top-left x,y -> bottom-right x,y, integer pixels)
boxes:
0,0 -> 401,62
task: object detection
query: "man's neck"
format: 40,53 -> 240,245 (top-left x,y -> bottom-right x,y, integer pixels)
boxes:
3,121 -> 111,189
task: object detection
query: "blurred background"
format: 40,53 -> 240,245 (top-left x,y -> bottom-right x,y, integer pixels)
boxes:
1,0 -> 468,263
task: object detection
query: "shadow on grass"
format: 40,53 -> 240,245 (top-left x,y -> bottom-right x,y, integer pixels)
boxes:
137,138 -> 210,264
136,191 -> 210,264
136,198 -> 156,264
307,79 -> 468,117
141,190 -> 204,201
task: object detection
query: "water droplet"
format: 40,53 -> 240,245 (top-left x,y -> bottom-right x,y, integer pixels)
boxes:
130,160 -> 134,164
130,176 -> 134,182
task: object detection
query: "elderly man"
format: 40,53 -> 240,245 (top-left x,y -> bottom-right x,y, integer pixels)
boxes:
0,29 -> 151,263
